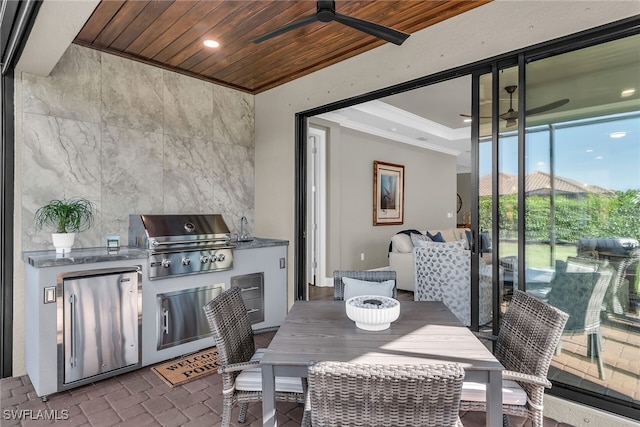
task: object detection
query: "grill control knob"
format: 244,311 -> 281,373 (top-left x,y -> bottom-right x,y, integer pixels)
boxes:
210,254 -> 218,262
182,258 -> 191,266
200,255 -> 210,263
217,253 -> 226,262
161,259 -> 171,268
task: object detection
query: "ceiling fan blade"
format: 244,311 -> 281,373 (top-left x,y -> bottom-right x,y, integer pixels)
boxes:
526,98 -> 570,115
333,13 -> 410,45
506,119 -> 518,128
499,109 -> 518,120
251,14 -> 318,43
460,113 -> 491,119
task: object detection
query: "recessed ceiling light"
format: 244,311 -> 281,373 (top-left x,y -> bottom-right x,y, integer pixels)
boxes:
586,149 -> 593,153
609,131 -> 627,139
203,40 -> 220,48
596,156 -> 603,160
463,118 -> 472,123
390,127 -> 397,132
621,88 -> 636,97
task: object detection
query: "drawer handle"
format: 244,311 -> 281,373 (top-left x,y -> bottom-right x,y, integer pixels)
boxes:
240,286 -> 260,292
246,308 -> 259,314
162,308 -> 169,335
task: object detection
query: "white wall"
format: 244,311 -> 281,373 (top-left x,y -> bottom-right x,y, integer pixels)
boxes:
323,124 -> 457,275
254,0 -> 639,306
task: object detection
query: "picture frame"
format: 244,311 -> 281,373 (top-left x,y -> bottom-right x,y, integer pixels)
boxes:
373,161 -> 404,225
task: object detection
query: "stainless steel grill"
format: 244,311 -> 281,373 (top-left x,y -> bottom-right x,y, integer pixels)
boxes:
129,214 -> 234,280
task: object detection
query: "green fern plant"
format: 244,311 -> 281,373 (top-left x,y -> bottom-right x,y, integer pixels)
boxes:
35,198 -> 95,233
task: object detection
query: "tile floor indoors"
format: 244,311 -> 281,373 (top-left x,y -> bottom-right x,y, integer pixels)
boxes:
0,286 -> 574,427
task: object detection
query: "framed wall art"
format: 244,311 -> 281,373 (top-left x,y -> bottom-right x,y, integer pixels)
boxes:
373,161 -> 404,225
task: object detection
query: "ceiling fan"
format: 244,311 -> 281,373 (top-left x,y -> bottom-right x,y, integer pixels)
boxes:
251,0 -> 410,45
461,85 -> 570,128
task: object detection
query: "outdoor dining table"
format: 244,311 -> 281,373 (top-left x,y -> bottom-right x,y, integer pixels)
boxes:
261,300 -> 504,427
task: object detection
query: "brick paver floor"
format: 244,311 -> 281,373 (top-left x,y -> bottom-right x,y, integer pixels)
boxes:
1,329 -> 574,426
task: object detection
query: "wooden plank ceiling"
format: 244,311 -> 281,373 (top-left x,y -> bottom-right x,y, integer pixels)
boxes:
74,0 -> 490,94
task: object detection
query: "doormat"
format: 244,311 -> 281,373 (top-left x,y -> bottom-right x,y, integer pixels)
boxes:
150,348 -> 219,387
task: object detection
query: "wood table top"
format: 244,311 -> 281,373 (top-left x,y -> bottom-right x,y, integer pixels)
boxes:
262,300 -> 503,371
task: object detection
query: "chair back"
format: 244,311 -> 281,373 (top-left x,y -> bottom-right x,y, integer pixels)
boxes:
495,291 -> 569,392
413,244 -> 473,325
546,267 -> 613,333
333,270 -> 397,301
203,287 -> 255,384
307,361 -> 464,427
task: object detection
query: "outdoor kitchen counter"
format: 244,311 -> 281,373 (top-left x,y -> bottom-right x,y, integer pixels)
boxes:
23,247 -> 149,268
232,237 -> 288,250
23,238 -> 287,267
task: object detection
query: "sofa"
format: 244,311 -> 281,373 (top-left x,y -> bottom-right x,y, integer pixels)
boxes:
389,228 -> 492,291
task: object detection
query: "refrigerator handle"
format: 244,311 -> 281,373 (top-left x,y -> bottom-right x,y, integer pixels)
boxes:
69,294 -> 77,368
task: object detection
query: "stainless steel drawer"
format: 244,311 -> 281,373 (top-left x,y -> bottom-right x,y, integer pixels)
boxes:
243,297 -> 264,324
231,273 -> 264,324
238,284 -> 261,300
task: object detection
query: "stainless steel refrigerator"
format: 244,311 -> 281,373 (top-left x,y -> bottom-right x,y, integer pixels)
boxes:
60,267 -> 141,386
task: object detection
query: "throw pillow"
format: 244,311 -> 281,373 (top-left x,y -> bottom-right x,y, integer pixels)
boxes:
480,231 -> 492,253
464,230 -> 473,251
426,231 -> 445,242
391,234 -> 413,253
410,232 -> 430,247
342,277 -> 395,300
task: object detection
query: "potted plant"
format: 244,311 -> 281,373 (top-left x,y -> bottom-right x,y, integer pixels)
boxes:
35,197 -> 95,254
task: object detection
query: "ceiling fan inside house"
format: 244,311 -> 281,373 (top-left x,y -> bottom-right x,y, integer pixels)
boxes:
251,0 -> 410,45
460,85 -> 570,127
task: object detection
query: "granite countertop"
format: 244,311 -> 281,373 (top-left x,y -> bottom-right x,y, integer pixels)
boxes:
23,247 -> 149,268
23,238 -> 288,268
231,237 -> 289,250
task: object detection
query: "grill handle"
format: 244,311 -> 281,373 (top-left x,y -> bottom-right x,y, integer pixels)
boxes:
151,238 -> 230,247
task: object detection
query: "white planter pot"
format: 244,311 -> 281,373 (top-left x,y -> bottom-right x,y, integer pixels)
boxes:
51,233 -> 76,254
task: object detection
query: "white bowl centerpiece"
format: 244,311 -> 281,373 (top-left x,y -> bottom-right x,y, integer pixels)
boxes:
345,295 -> 400,331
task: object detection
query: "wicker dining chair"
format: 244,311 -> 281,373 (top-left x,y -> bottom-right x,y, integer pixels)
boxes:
547,267 -> 614,380
303,361 -> 465,427
459,290 -> 569,427
203,287 -> 305,426
333,270 -> 397,301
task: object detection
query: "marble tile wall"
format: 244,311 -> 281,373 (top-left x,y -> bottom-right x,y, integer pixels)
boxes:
19,44 -> 255,251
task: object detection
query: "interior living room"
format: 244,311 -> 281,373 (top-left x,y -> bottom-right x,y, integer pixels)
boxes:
1,1 -> 639,426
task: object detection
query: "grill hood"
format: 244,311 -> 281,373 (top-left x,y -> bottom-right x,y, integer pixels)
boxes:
129,214 -> 232,250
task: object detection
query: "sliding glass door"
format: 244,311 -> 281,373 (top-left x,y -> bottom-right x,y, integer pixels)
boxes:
523,34 -> 639,411
475,31 -> 639,415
